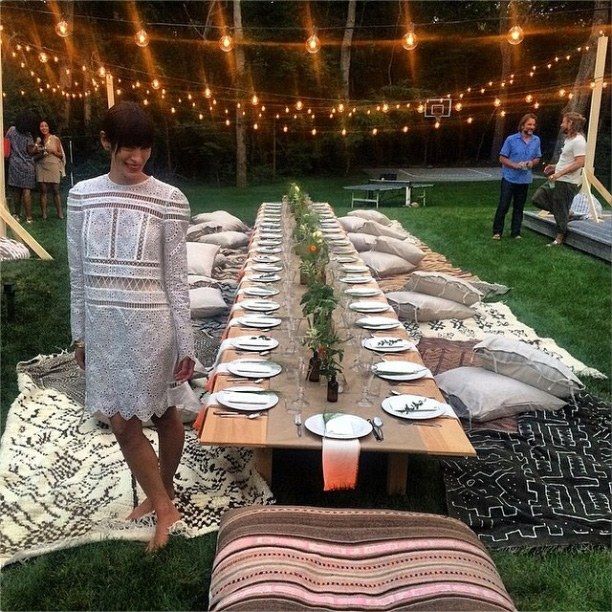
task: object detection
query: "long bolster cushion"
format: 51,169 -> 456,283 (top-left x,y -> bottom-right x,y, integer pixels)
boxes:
386,290 -> 476,321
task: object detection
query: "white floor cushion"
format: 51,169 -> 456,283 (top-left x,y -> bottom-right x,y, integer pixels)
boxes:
189,287 -> 227,318
337,216 -> 366,233
435,366 -> 567,422
473,336 -> 584,399
191,211 -> 249,232
360,252 -> 416,277
195,231 -> 249,249
404,271 -> 483,306
374,235 -> 425,266
347,232 -> 377,252
347,209 -> 393,226
386,290 -> 475,321
186,242 -> 220,277
361,220 -> 409,240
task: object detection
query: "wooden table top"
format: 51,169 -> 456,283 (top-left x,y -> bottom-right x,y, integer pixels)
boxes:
199,202 -> 475,458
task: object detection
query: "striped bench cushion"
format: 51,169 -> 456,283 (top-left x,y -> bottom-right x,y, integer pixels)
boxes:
209,506 -> 515,611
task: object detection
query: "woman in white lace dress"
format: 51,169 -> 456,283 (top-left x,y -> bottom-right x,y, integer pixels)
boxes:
67,102 -> 195,551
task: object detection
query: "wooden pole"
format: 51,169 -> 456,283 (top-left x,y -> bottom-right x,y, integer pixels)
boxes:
105,74 -> 115,109
581,35 -> 608,222
0,25 -> 6,238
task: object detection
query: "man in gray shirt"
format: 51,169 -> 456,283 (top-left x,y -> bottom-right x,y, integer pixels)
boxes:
532,111 -> 587,246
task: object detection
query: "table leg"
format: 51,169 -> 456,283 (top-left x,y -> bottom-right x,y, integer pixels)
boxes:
254,448 -> 273,485
404,185 -> 412,207
387,453 -> 408,495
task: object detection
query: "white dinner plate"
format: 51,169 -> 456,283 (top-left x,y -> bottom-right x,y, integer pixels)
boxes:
251,263 -> 283,273
371,360 -> 429,381
362,337 -> 415,353
304,414 -> 373,439
227,359 -> 282,379
259,231 -> 283,238
344,287 -> 381,297
336,256 -> 358,264
235,315 -> 282,328
340,275 -> 372,284
342,264 -> 370,274
231,335 -> 279,351
239,299 -> 281,312
216,389 -> 279,412
242,286 -> 279,297
247,273 -> 281,283
256,246 -> 282,254
257,239 -> 282,246
349,301 -> 390,313
329,237 -> 350,244
252,255 -> 281,264
381,395 -> 448,420
356,316 -> 401,330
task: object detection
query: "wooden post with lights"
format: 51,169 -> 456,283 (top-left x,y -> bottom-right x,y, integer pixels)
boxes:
0,27 -> 52,259
105,73 -> 115,109
581,35 -> 611,221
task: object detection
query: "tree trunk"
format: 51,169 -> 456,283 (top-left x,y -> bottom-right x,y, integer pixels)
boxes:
553,0 -> 608,155
340,0 -> 356,101
489,0 -> 512,162
234,0 -> 247,188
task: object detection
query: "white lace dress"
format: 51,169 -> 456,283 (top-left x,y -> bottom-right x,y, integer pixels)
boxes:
67,174 -> 195,421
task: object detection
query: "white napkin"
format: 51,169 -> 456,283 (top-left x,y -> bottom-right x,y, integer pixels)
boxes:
324,414 -> 357,437
166,382 -> 202,412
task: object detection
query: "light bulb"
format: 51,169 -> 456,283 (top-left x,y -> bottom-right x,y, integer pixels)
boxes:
401,23 -> 418,51
306,31 -> 320,54
55,19 -> 70,38
507,25 -> 524,45
402,126 -> 408,133
494,98 -> 501,107
98,67 -> 106,78
434,120 -> 440,129
311,128 -> 317,135
283,125 -> 288,133
296,100 -> 303,110
341,128 -> 347,136
204,87 -> 212,98
39,52 -> 49,63
219,32 -> 233,53
251,94 -> 258,105
152,79 -> 160,90
135,29 -> 149,47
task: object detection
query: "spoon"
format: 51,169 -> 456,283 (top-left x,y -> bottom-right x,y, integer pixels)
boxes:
372,416 -> 384,440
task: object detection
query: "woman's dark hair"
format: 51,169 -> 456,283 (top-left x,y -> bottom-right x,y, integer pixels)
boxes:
100,101 -> 154,151
39,118 -> 55,135
15,110 -> 39,136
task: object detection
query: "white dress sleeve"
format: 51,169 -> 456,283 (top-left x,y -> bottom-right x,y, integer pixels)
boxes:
163,187 -> 195,361
66,187 -> 85,342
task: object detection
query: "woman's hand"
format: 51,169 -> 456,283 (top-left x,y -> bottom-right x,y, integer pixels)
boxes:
75,347 -> 86,370
174,357 -> 195,383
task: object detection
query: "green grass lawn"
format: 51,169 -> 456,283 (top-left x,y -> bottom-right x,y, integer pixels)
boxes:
1,175 -> 610,610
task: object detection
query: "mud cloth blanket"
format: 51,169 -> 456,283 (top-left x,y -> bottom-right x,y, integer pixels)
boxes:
0,363 -> 274,567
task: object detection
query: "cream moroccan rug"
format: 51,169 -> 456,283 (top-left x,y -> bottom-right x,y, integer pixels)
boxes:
0,364 -> 275,568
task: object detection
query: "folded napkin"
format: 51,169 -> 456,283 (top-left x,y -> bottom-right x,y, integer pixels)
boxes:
167,381 -> 202,412
321,414 -> 361,491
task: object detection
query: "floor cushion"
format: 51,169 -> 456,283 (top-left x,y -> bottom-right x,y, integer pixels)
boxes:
361,219 -> 409,240
347,232 -> 377,252
209,505 -> 516,611
186,242 -> 220,277
347,209 -> 393,226
192,210 -> 249,232
435,366 -> 566,422
194,231 -> 250,249
404,271 -> 483,306
375,235 -> 425,265
187,221 -> 224,241
337,216 -> 366,233
360,251 -> 416,277
473,336 -> 584,398
386,290 -> 475,321
189,287 -> 227,318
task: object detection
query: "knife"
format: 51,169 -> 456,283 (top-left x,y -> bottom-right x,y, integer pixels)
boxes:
294,414 -> 303,437
367,419 -> 382,441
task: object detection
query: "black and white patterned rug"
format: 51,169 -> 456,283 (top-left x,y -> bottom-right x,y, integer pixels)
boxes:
442,392 -> 611,550
0,367 -> 275,567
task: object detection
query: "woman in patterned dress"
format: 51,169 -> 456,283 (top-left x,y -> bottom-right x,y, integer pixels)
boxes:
34,120 -> 65,219
67,102 -> 195,551
5,110 -> 38,223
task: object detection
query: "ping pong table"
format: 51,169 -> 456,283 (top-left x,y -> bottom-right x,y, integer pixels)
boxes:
343,180 -> 434,208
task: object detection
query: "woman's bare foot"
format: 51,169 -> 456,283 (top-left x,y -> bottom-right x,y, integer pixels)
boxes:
146,503 -> 181,553
127,489 -> 175,520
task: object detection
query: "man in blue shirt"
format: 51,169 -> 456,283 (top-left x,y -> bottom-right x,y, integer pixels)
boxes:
492,113 -> 542,239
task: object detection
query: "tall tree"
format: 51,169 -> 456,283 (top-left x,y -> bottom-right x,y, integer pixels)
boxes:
233,0 -> 247,188
340,0 -> 356,101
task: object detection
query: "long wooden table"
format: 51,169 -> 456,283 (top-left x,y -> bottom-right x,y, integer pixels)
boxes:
199,202 -> 475,494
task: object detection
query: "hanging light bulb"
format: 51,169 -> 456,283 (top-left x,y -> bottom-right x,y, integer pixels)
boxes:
401,23 -> 418,51
341,128 -> 347,136
204,87 -> 212,98
219,30 -> 234,53
467,117 -> 473,124
150,79 -> 160,90
402,126 -> 409,133
434,120 -> 440,129
296,100 -> 303,110
283,125 -> 288,133
251,94 -> 259,105
306,28 -> 321,54
525,94 -> 533,103
135,29 -> 149,47
494,98 -> 501,107
507,25 -> 524,45
55,19 -> 70,38
311,128 -> 317,135
98,66 -> 106,78
39,52 -> 49,63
